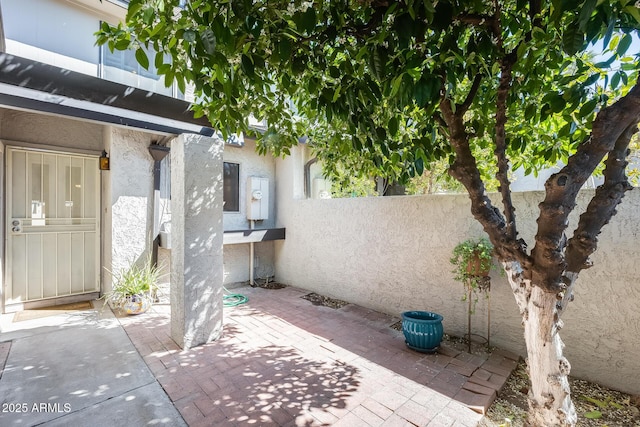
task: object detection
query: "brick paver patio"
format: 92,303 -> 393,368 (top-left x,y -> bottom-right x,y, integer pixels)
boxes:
119,285 -> 519,426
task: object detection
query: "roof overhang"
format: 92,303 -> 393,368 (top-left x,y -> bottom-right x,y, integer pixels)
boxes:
0,53 -> 215,137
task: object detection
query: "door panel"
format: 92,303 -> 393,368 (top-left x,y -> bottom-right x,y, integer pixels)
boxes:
7,148 -> 100,304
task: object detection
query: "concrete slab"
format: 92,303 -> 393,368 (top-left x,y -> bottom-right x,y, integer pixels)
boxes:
0,304 -> 185,426
45,383 -> 186,427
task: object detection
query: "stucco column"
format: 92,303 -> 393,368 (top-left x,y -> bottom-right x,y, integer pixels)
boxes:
170,133 -> 224,349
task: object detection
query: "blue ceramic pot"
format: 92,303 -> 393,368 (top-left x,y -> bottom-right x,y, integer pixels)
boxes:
401,311 -> 444,353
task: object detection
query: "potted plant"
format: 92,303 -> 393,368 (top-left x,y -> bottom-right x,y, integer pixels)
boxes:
450,237 -> 494,299
102,257 -> 163,315
450,237 -> 495,350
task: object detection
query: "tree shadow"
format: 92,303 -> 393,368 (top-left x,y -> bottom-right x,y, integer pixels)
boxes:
123,312 -> 360,426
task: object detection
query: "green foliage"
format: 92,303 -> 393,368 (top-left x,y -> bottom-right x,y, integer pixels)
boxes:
582,410 -> 602,419
101,257 -> 164,313
95,1 -> 639,193
404,159 -> 466,194
450,237 -> 495,296
628,131 -> 640,186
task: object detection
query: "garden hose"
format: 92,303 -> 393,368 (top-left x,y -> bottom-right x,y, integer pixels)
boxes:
223,287 -> 249,307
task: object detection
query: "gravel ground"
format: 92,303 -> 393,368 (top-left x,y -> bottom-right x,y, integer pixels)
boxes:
482,359 -> 640,426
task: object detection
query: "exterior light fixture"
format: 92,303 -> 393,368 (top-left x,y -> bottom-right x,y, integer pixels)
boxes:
99,150 -> 110,170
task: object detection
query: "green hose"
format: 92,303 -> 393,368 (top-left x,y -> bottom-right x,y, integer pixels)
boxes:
223,287 -> 248,307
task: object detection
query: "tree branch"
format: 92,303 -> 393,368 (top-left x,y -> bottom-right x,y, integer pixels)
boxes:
530,80 -> 640,291
494,53 -> 517,241
456,14 -> 500,38
457,74 -> 482,115
441,97 -> 529,266
564,123 -> 637,274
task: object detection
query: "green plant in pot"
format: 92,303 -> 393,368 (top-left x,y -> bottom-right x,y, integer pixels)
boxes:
102,257 -> 164,315
450,237 -> 495,351
450,237 -> 494,301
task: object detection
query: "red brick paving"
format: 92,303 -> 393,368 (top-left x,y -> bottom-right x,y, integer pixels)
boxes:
118,285 -> 519,426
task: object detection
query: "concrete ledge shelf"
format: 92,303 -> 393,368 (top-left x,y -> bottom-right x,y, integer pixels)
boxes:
223,228 -> 286,245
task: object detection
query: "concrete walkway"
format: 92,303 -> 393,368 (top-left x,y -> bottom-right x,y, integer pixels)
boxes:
121,285 -> 519,426
0,301 -> 186,427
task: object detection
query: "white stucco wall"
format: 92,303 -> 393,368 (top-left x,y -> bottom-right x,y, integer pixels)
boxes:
222,138 -> 277,285
274,147 -> 640,394
0,109 -> 103,152
108,127 -> 156,277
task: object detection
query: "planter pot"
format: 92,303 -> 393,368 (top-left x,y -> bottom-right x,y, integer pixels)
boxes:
123,293 -> 152,315
401,311 -> 444,353
465,251 -> 491,277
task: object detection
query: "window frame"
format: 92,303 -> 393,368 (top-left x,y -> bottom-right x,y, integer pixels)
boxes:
98,23 -> 183,99
223,161 -> 240,213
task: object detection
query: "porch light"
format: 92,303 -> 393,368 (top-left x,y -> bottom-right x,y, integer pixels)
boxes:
99,150 -> 110,171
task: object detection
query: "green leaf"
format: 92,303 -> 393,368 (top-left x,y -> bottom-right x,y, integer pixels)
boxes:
388,116 -> 399,137
301,7 -> 316,33
115,38 -> 130,50
548,93 -> 566,113
582,73 -> 600,86
278,39 -> 292,61
610,71 -> 621,90
200,28 -> 216,55
241,54 -> 255,78
183,30 -> 196,43
415,157 -> 424,175
524,104 -> 536,121
562,26 -> 584,55
625,5 -> 640,24
577,0 -> 597,30
390,75 -> 403,97
578,98 -> 597,118
177,76 -> 186,94
142,7 -> 154,26
617,34 -> 633,57
583,410 -> 602,419
154,52 -> 164,69
602,18 -> 615,50
126,0 -> 144,22
369,47 -> 387,81
135,48 -> 149,70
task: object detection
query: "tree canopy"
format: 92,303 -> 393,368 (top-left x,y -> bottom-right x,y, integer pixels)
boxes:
98,0 -> 638,182
97,0 -> 640,424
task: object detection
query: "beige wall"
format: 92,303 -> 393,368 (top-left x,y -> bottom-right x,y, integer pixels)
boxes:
274,147 -> 640,394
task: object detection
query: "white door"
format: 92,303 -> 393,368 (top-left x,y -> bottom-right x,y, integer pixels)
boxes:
6,148 -> 100,305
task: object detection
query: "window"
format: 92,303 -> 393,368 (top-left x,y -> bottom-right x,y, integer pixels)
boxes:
99,40 -> 183,99
223,162 -> 240,212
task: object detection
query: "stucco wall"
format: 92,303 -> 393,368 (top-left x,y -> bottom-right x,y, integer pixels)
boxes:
222,138 -> 277,285
108,127 -> 156,277
0,109 -> 103,152
274,149 -> 640,394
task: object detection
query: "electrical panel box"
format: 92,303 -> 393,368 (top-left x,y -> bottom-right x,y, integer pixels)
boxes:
247,177 -> 269,220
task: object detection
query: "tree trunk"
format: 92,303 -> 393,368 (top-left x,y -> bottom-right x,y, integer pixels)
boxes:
524,286 -> 576,426
505,265 -> 578,426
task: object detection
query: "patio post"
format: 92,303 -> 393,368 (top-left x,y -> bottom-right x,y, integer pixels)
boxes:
170,133 -> 224,349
